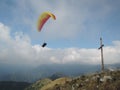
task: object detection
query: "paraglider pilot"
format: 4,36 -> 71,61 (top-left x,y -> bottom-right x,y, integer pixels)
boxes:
42,42 -> 47,47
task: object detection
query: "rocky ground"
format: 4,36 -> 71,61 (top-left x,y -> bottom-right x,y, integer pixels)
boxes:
25,70 -> 120,90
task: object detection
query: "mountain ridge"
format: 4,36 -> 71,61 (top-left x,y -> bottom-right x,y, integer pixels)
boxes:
25,69 -> 120,90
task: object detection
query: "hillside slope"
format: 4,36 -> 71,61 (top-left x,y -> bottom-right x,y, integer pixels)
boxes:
25,70 -> 120,90
25,78 -> 52,90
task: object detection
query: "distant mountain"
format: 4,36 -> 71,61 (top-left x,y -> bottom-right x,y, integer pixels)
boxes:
105,63 -> 120,70
49,72 -> 67,80
0,63 -> 119,82
0,81 -> 31,90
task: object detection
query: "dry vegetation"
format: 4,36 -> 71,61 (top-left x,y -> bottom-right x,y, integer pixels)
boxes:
25,78 -> 52,90
41,77 -> 71,90
25,70 -> 120,90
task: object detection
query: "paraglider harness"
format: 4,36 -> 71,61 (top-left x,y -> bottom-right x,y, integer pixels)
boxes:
42,42 -> 47,47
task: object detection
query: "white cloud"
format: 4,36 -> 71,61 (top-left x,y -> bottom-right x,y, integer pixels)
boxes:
0,22 -> 120,67
0,23 -> 120,66
104,41 -> 120,64
0,23 -> 11,42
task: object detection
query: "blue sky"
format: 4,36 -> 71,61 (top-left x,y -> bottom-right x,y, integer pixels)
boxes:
0,0 -> 120,48
0,0 -> 120,66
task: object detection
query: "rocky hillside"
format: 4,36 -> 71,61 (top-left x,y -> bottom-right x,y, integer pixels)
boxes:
24,78 -> 52,90
25,70 -> 120,90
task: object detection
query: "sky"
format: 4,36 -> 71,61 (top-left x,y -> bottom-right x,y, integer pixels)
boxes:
0,0 -> 120,67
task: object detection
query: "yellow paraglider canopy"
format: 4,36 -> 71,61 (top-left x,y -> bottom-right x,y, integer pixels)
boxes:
37,12 -> 56,32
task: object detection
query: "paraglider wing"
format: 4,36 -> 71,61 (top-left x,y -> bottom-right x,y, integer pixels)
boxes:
37,12 -> 56,32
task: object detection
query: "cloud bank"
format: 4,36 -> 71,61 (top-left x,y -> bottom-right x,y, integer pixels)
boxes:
0,22 -> 120,67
